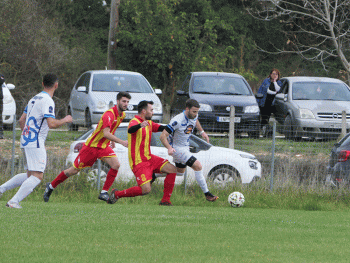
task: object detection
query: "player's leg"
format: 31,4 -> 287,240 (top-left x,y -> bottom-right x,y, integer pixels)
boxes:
159,160 -> 177,206
190,159 -> 218,202
98,150 -> 120,201
0,173 -> 28,198
7,148 -> 46,208
108,163 -> 152,204
44,145 -> 98,202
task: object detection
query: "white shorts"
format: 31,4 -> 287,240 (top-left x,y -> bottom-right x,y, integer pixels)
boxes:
22,148 -> 47,172
172,147 -> 192,165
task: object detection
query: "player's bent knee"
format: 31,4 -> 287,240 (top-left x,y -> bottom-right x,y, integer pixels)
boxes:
141,184 -> 151,195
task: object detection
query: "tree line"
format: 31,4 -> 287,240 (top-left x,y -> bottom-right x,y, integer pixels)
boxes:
0,0 -> 348,117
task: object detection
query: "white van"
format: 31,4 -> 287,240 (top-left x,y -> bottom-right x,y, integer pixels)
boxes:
1,82 -> 16,129
68,70 -> 163,130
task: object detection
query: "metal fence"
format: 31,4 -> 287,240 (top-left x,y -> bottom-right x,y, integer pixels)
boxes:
0,112 -> 346,193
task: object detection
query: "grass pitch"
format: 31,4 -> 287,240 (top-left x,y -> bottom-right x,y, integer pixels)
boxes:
1,201 -> 350,263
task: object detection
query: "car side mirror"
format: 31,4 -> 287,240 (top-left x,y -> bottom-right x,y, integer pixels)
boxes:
77,86 -> 87,92
190,146 -> 199,153
6,83 -> 15,90
154,88 -> 162,95
255,93 -> 263,99
177,90 -> 189,96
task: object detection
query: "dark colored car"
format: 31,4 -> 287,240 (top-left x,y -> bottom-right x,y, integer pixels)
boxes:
172,72 -> 261,137
327,133 -> 350,185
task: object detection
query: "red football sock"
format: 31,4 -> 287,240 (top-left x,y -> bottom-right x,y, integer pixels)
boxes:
114,186 -> 143,199
102,168 -> 118,191
51,171 -> 68,188
161,173 -> 176,202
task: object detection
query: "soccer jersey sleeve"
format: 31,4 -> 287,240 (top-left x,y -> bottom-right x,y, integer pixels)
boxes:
100,111 -> 114,129
166,116 -> 180,135
43,98 -> 55,119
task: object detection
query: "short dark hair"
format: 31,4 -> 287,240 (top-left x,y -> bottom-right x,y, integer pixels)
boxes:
138,100 -> 153,113
186,99 -> 200,109
117,91 -> 131,101
43,73 -> 58,88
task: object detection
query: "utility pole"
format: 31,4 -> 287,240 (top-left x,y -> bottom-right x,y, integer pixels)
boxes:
107,0 -> 120,70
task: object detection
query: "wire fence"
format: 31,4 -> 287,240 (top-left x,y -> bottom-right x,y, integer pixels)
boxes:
0,113 -> 347,194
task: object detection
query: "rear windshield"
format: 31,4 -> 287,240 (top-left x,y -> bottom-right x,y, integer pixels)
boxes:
191,76 -> 251,95
92,73 -> 154,93
292,82 -> 350,101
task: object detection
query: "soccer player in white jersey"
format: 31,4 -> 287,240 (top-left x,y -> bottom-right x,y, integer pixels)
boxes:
0,73 -> 73,208
160,99 -> 218,202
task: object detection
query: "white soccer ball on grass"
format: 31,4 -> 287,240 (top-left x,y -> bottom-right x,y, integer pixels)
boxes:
228,191 -> 245,208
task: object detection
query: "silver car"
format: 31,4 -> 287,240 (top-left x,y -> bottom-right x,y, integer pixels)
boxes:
68,70 -> 163,130
274,76 -> 350,140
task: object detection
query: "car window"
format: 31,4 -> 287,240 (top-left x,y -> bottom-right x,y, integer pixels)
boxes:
280,80 -> 289,94
292,82 -> 350,101
91,73 -> 154,93
75,73 -> 91,90
191,76 -> 251,95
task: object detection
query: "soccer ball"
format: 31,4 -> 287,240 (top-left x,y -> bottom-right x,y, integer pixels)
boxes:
228,192 -> 245,208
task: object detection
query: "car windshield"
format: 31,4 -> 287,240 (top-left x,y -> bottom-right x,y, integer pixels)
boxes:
292,82 -> 350,101
91,73 -> 154,93
192,76 -> 251,95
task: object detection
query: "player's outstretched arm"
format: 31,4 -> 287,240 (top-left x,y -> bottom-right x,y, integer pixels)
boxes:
46,115 -> 73,129
103,127 -> 128,147
196,120 -> 209,143
160,129 -> 175,156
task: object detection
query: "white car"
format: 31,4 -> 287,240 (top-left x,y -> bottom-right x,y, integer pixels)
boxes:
68,70 -> 163,131
65,123 -> 262,186
1,82 -> 16,128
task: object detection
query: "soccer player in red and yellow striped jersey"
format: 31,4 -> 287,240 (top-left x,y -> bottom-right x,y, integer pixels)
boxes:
108,100 -> 178,206
43,92 -> 131,203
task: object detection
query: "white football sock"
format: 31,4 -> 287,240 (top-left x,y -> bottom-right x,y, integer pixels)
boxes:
194,170 -> 209,193
0,173 -> 28,193
9,175 -> 41,204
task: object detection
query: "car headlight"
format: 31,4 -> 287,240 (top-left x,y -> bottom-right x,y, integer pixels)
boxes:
3,95 -> 14,104
96,100 -> 106,109
199,103 -> 212,112
153,102 -> 162,113
244,105 -> 259,113
299,108 -> 315,119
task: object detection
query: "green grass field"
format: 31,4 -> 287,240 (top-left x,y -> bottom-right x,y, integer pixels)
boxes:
1,201 -> 350,263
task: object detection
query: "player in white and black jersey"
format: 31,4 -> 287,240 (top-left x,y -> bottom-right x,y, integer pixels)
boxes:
160,99 -> 218,202
0,74 -> 72,208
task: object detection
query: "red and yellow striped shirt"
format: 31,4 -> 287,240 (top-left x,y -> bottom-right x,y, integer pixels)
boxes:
85,106 -> 125,149
128,115 -> 161,170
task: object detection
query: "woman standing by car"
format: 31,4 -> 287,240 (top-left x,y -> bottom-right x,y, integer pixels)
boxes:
257,68 -> 282,136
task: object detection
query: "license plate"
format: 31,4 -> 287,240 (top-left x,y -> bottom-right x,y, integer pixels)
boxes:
328,123 -> 342,129
217,117 -> 241,123
125,113 -> 135,119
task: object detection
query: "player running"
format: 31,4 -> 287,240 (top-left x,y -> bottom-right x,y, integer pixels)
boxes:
0,74 -> 73,208
108,100 -> 178,206
160,99 -> 218,202
43,92 -> 131,202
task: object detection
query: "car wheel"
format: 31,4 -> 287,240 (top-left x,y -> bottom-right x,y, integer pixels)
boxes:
67,108 -> 79,131
86,163 -> 109,186
208,166 -> 241,186
85,109 -> 92,128
283,115 -> 293,140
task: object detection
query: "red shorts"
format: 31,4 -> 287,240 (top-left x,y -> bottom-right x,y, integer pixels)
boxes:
133,155 -> 169,186
73,145 -> 116,169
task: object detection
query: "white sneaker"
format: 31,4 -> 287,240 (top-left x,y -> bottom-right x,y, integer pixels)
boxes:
6,202 -> 22,209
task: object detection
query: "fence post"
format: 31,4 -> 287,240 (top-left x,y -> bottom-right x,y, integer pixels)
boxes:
97,159 -> 101,190
340,110 -> 347,140
11,114 -> 16,177
184,167 -> 187,194
229,105 -> 235,149
270,121 -> 276,192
